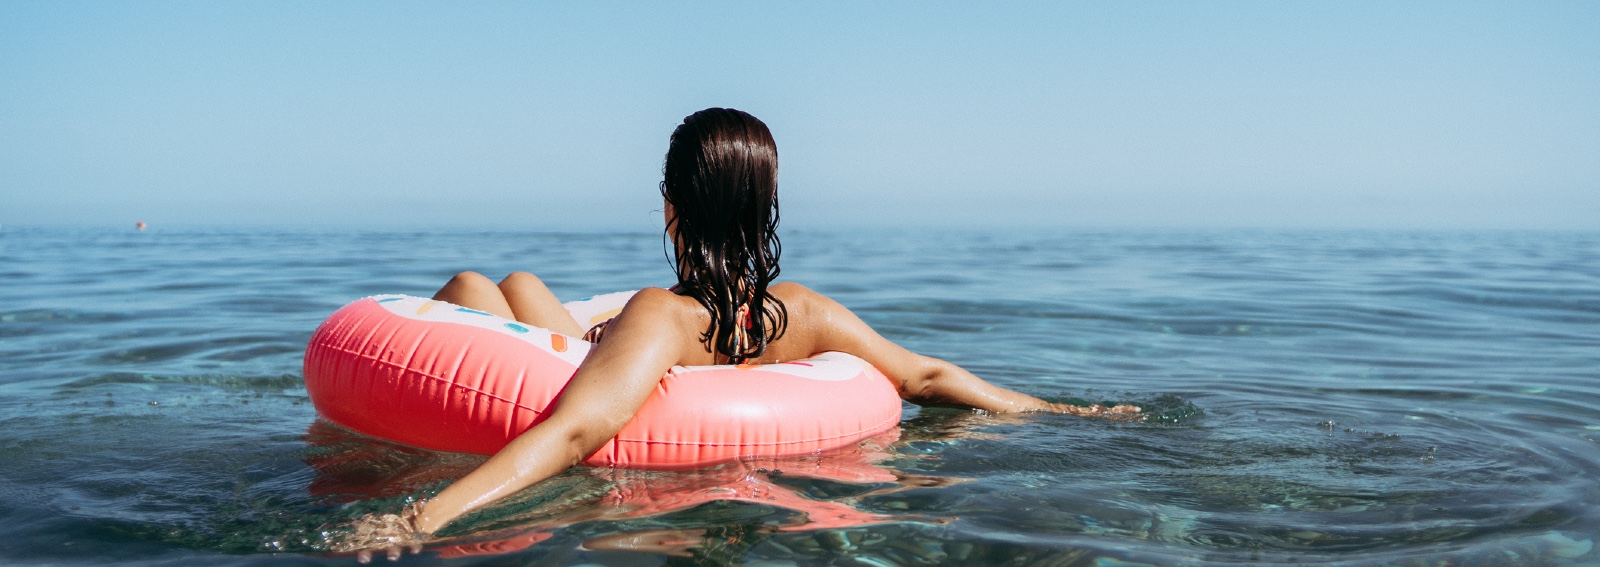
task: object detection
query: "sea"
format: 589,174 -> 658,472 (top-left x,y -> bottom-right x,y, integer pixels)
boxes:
1,227 -> 1597,566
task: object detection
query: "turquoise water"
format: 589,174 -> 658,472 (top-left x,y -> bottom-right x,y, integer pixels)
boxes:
2,228 -> 1597,566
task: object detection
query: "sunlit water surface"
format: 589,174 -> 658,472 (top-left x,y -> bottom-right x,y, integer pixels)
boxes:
1,228 -> 1597,566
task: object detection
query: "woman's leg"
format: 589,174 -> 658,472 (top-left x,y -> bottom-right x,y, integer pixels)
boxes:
498,272 -> 585,336
433,271 -> 517,318
432,271 -> 585,336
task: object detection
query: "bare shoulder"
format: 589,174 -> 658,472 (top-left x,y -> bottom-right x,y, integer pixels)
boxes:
608,287 -> 705,334
768,281 -> 818,310
769,281 -> 848,327
628,286 -> 688,306
597,287 -> 714,364
765,281 -> 881,361
770,281 -> 857,324
620,287 -> 702,318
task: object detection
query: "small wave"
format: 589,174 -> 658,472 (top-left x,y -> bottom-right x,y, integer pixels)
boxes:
0,309 -> 131,325
57,372 -> 304,390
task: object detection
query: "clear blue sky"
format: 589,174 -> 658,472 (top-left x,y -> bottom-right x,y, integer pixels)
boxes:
2,1 -> 1596,230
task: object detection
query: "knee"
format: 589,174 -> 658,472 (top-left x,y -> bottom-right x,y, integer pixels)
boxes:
499,271 -> 550,291
445,270 -> 497,291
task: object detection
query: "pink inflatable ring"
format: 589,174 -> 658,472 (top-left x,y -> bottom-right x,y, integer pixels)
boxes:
303,293 -> 903,469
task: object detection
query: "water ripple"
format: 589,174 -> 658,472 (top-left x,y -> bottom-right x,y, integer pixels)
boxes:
1,228 -> 1598,565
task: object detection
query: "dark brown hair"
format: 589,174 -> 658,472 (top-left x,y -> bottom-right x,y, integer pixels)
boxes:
661,108 -> 787,363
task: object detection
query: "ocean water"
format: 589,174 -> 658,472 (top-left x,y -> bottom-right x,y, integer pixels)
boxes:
1,227 -> 1597,566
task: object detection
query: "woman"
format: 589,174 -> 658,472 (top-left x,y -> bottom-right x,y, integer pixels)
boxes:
347,108 -> 1139,560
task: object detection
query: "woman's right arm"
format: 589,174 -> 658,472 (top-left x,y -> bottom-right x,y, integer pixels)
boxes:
409,289 -> 695,533
795,285 -> 1139,417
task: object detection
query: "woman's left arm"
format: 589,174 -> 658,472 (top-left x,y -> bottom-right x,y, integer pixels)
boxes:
794,285 -> 1140,417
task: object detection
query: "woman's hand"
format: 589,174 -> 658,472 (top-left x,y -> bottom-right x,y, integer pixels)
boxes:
1048,402 -> 1144,421
332,501 -> 429,563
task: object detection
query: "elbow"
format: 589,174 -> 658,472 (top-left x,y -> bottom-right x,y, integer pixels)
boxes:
559,415 -> 628,466
560,429 -> 591,468
901,356 -> 951,402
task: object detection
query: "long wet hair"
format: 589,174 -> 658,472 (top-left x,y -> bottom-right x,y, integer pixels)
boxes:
661,108 -> 787,363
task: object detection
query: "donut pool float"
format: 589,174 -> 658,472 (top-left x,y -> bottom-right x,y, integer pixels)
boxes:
302,292 -> 903,469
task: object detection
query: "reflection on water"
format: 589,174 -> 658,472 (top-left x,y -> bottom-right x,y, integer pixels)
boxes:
306,414 -> 995,560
